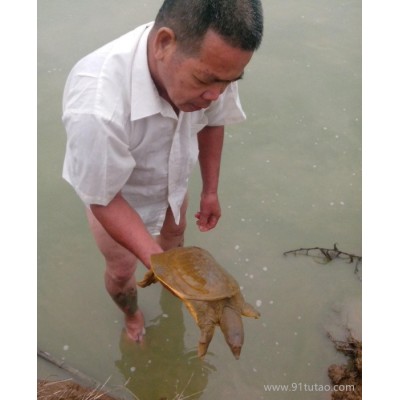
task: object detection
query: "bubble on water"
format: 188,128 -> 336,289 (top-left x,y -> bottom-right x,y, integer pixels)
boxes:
256,300 -> 262,307
262,266 -> 268,271
330,202 -> 335,206
63,345 -> 69,351
340,201 -> 345,205
234,245 -> 240,250
162,313 -> 169,318
269,300 -> 274,305
249,274 -> 254,279
294,332 -> 298,336
253,367 -> 258,373
130,366 -> 136,372
297,315 -> 302,320
148,360 -> 152,364
275,342 -> 279,346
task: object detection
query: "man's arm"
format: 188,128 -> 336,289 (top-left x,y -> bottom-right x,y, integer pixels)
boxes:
196,125 -> 224,232
90,193 -> 163,269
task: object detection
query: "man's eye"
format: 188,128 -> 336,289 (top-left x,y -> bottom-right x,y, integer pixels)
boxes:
194,76 -> 209,85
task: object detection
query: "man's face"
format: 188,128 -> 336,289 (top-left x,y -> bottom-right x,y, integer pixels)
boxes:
155,30 -> 254,112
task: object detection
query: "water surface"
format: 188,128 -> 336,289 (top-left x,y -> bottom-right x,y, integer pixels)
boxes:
38,1 -> 361,399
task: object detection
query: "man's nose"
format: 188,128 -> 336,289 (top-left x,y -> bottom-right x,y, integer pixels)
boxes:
201,83 -> 228,101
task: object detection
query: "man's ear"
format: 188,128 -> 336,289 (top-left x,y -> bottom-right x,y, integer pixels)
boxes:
153,27 -> 177,60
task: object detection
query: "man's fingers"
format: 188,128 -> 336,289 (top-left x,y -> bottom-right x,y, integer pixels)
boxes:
195,212 -> 218,231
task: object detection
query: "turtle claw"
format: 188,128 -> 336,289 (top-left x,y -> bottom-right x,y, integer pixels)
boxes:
197,343 -> 208,359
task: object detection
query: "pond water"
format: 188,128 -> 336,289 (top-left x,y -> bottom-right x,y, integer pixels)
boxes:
38,1 -> 361,399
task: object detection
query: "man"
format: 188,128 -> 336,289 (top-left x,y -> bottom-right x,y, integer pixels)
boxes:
62,0 -> 263,342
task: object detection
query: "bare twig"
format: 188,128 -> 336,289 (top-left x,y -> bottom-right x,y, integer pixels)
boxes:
283,243 -> 362,274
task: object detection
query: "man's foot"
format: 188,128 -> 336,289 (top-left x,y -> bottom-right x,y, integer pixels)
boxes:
124,309 -> 146,342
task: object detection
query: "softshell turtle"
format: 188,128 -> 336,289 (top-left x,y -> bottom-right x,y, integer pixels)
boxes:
138,246 -> 260,359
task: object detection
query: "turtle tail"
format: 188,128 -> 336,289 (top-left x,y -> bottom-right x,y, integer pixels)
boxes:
220,306 -> 244,360
242,302 -> 261,319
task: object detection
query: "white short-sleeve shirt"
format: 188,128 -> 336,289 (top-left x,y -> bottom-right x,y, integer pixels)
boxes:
62,23 -> 246,234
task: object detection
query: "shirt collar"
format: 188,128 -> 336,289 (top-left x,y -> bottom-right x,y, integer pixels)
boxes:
130,23 -> 177,121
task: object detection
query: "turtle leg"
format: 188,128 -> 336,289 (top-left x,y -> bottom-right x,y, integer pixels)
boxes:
197,323 -> 216,359
137,271 -> 157,288
220,306 -> 244,360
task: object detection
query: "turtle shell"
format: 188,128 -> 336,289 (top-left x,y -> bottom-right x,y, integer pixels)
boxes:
150,247 -> 239,301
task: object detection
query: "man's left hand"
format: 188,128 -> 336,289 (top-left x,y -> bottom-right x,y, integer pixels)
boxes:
195,192 -> 221,232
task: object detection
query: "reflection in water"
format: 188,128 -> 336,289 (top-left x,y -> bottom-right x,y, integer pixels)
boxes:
115,288 -> 215,399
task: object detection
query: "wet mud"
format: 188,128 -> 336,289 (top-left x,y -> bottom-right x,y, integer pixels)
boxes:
328,335 -> 362,400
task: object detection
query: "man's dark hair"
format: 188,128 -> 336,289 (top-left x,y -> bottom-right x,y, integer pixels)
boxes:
154,0 -> 263,54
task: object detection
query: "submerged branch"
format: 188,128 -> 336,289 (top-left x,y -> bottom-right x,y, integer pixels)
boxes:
283,244 -> 362,274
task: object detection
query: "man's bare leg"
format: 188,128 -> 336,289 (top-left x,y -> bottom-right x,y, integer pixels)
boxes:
86,209 -> 145,342
156,194 -> 188,251
85,196 -> 188,341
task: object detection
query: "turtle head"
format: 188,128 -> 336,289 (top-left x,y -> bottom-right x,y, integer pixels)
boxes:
220,306 -> 244,360
137,271 -> 157,288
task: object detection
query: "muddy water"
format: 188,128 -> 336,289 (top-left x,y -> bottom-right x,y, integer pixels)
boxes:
38,0 -> 361,399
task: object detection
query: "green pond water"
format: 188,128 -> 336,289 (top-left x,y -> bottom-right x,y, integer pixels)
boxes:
38,1 -> 361,399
